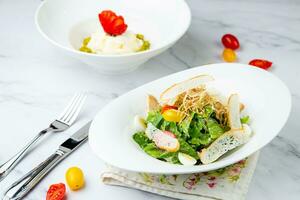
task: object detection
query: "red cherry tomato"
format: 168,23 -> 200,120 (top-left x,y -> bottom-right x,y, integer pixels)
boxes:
161,105 -> 178,113
249,59 -> 272,70
221,34 -> 240,50
46,183 -> 66,200
163,131 -> 176,138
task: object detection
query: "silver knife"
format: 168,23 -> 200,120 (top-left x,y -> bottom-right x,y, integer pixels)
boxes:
3,121 -> 91,200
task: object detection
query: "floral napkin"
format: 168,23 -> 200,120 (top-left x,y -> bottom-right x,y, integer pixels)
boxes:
101,152 -> 259,200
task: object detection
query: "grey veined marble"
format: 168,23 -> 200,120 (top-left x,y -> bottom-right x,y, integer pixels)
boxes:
0,0 -> 299,199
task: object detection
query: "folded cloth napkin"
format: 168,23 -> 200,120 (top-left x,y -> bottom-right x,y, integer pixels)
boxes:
101,152 -> 259,200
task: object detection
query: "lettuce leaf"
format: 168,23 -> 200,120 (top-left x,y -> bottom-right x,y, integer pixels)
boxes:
170,153 -> 181,164
146,111 -> 163,127
160,120 -> 182,138
178,138 -> 199,159
133,132 -> 180,163
178,112 -> 195,138
206,118 -> 225,139
189,116 -> 205,139
202,105 -> 214,118
185,113 -> 225,147
133,132 -> 162,158
132,132 -> 151,148
159,152 -> 180,164
132,132 -> 164,158
189,133 -> 211,146
143,143 -> 164,158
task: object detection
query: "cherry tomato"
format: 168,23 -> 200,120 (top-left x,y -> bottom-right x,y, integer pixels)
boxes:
221,34 -> 240,50
249,59 -> 272,70
46,183 -> 66,200
163,131 -> 176,138
162,109 -> 182,122
222,48 -> 237,62
66,167 -> 85,191
161,105 -> 178,113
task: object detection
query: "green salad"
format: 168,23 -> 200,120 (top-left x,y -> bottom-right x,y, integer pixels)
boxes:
132,75 -> 251,165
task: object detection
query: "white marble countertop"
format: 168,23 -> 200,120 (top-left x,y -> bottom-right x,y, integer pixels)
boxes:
0,0 -> 299,199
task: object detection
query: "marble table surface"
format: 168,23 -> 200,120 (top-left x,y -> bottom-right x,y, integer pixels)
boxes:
0,0 -> 299,199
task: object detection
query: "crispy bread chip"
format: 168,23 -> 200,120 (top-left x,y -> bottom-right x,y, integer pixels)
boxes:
228,94 -> 242,130
147,95 -> 160,112
160,75 -> 214,103
199,124 -> 251,164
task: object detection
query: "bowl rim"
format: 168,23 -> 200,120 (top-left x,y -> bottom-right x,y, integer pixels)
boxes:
34,0 -> 191,58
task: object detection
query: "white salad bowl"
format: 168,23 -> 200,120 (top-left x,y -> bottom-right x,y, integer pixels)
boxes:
89,63 -> 291,174
35,0 -> 191,74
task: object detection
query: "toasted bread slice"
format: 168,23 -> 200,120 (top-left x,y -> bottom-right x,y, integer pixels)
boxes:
145,123 -> 180,152
147,95 -> 160,112
199,124 -> 251,164
160,75 -> 214,103
228,94 -> 242,130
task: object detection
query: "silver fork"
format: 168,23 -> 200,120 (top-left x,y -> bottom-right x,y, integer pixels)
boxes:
0,93 -> 87,182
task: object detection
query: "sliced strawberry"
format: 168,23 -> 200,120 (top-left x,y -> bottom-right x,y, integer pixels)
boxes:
99,10 -> 116,26
110,16 -> 127,35
99,10 -> 116,34
98,10 -> 127,36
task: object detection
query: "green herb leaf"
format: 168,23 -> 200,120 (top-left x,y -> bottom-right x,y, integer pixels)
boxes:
240,115 -> 250,124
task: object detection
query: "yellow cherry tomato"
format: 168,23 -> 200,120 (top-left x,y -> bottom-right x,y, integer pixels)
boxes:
162,109 -> 182,122
65,167 -> 85,191
222,48 -> 237,62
